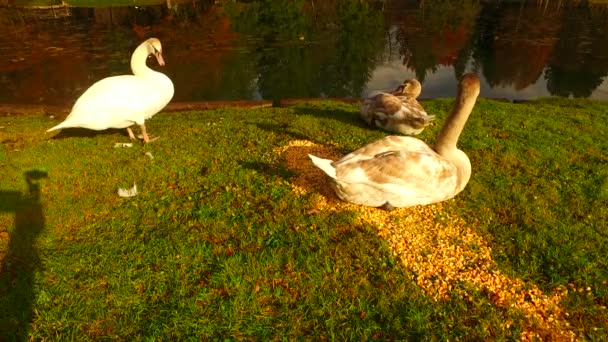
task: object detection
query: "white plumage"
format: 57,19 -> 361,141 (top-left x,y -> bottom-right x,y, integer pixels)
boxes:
310,73 -> 481,210
47,38 -> 174,143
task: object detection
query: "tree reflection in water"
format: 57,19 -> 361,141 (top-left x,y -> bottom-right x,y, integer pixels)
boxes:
0,0 -> 607,103
228,0 -> 385,100
390,0 -> 480,83
545,2 -> 608,98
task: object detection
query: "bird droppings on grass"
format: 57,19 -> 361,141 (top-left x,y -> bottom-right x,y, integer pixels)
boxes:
275,139 -> 576,341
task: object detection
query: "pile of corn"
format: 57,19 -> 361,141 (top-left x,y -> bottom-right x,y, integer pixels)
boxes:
275,140 -> 575,341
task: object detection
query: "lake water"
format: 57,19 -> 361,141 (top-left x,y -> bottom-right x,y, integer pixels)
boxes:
1,0 -> 607,106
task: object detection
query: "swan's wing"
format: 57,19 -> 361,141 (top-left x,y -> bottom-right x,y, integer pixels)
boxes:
363,95 -> 434,131
388,97 -> 434,127
69,76 -> 166,122
361,93 -> 401,125
361,92 -> 401,118
334,136 -> 432,166
367,94 -> 427,117
395,96 -> 426,113
368,93 -> 403,115
335,149 -> 460,199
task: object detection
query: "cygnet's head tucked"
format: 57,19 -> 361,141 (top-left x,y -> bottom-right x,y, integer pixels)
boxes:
394,79 -> 422,98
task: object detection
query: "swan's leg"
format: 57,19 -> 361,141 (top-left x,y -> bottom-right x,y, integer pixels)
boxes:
381,202 -> 395,212
127,127 -> 137,140
139,124 -> 151,143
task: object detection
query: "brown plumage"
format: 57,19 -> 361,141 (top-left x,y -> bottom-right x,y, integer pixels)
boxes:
310,73 -> 481,210
361,79 -> 434,135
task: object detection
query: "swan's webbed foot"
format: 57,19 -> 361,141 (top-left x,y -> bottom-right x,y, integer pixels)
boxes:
381,202 -> 396,211
137,134 -> 160,143
127,125 -> 158,143
137,124 -> 159,143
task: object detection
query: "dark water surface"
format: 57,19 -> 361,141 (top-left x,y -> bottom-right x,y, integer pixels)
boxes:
1,0 -> 607,106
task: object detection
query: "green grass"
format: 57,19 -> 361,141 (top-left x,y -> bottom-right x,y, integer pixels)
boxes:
0,98 -> 607,340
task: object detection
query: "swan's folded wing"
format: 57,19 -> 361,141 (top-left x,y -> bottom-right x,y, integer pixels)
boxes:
335,136 -> 432,166
335,150 -> 460,199
72,76 -> 167,118
395,97 -> 426,112
372,94 -> 403,114
391,98 -> 429,117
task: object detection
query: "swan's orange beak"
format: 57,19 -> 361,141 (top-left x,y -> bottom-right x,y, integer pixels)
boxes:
154,51 -> 165,66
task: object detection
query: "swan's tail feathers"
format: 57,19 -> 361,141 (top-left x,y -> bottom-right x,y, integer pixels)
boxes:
46,121 -> 68,133
308,154 -> 337,179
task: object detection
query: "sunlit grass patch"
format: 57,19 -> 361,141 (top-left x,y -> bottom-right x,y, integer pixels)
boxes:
0,98 -> 607,340
274,138 -> 573,340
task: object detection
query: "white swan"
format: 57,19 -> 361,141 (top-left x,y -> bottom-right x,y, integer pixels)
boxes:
47,38 -> 174,143
360,79 -> 434,135
310,73 -> 480,210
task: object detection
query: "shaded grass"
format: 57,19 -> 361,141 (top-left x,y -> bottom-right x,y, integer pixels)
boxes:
12,0 -> 177,8
0,98 -> 607,340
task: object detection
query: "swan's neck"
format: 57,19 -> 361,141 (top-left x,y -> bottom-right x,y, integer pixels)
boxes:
130,45 -> 155,76
434,93 -> 476,156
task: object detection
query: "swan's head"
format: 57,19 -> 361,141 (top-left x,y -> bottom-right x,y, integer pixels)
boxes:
394,79 -> 422,98
457,73 -> 480,100
145,38 -> 165,66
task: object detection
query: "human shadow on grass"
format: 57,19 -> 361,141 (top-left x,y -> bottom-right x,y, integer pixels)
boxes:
0,170 -> 48,341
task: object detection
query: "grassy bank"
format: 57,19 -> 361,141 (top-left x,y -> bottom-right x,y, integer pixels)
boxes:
0,98 -> 606,340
